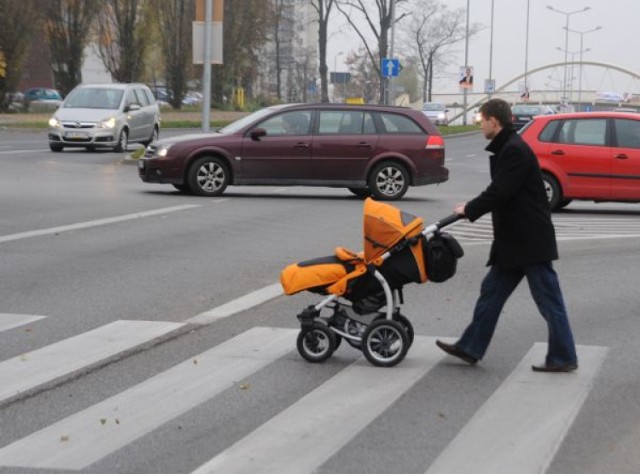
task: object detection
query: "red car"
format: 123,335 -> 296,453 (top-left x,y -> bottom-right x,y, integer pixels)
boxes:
520,111 -> 640,210
138,103 -> 448,201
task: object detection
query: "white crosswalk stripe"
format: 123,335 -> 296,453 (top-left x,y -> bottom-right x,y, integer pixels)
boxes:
0,319 -> 184,406
0,313 -> 46,334
425,343 -> 608,474
191,336 -> 447,474
447,214 -> 640,243
0,327 -> 296,470
0,326 -> 608,473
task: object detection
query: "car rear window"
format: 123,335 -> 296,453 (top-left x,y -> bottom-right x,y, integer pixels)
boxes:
379,113 -> 423,134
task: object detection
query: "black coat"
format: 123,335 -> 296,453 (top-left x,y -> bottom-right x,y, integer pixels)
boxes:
464,126 -> 558,269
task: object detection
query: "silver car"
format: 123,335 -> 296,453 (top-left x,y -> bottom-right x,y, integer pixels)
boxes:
421,102 -> 449,126
48,83 -> 160,152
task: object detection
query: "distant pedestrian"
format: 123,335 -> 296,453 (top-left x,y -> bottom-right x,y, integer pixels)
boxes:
436,98 -> 578,372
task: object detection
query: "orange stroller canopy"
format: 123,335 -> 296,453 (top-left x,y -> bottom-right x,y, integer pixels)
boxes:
363,198 -> 424,262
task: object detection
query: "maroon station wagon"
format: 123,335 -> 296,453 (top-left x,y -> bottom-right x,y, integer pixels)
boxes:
138,103 -> 448,200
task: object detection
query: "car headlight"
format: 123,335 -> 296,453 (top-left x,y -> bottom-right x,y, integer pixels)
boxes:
48,117 -> 61,128
157,145 -> 171,157
97,117 -> 117,129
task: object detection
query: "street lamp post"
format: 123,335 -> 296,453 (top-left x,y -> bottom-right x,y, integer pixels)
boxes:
524,0 -> 530,95
564,25 -> 602,110
488,0 -> 495,98
556,46 -> 590,104
546,5 -> 590,108
333,51 -> 344,102
463,0 -> 470,125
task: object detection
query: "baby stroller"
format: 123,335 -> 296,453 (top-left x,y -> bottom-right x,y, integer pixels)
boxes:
280,198 -> 464,367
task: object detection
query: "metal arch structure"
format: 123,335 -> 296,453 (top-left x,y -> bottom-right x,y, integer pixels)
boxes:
451,61 -> 640,121
494,60 -> 640,95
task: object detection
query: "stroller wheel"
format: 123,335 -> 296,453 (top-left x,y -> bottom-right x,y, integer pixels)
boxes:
394,314 -> 415,348
297,322 -> 337,363
361,319 -> 409,367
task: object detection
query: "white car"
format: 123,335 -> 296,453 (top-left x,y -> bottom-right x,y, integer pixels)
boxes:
421,102 -> 449,126
48,83 -> 160,152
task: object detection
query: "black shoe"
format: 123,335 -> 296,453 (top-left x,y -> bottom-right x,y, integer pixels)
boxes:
436,340 -> 478,365
531,362 -> 578,373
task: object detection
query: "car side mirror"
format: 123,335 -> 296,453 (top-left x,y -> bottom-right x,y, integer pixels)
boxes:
250,128 -> 267,140
126,103 -> 141,112
445,109 -> 450,113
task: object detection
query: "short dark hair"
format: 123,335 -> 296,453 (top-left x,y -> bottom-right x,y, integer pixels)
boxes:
479,98 -> 512,127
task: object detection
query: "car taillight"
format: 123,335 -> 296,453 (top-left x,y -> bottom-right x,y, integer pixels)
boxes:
426,135 -> 445,149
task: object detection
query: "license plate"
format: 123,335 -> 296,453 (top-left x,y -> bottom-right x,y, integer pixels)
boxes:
137,159 -> 145,170
517,116 -> 528,121
65,131 -> 87,139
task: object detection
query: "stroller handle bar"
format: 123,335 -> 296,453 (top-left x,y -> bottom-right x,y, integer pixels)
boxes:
422,213 -> 463,236
435,213 -> 463,229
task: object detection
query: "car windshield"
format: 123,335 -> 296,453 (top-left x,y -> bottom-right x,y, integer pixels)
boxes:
512,105 -> 543,115
63,88 -> 124,110
218,104 -> 290,134
422,103 -> 445,111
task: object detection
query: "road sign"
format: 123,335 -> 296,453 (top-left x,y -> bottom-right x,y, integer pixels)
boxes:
381,58 -> 400,78
484,79 -> 495,94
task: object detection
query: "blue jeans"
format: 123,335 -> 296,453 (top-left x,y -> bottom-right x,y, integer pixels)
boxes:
456,262 -> 577,366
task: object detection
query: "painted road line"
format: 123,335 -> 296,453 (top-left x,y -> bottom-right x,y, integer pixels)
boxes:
191,336 -> 448,474
425,343 -> 608,474
0,205 -> 201,244
0,327 -> 297,470
0,314 -> 46,333
185,283 -> 283,325
0,320 -> 185,405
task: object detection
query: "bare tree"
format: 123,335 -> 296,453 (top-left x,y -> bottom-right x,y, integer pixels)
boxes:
150,0 -> 194,109
335,0 -> 409,103
95,0 -> 151,83
43,0 -> 102,96
0,0 -> 40,110
405,0 -> 481,102
345,45 -> 380,103
310,0 -> 335,103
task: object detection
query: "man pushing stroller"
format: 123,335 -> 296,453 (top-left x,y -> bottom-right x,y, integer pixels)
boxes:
435,98 -> 578,373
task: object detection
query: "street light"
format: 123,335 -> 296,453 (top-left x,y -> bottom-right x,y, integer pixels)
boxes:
524,0 -> 530,94
462,0 -> 470,125
333,51 -> 344,102
546,5 -> 590,107
564,25 -> 602,109
556,46 -> 590,103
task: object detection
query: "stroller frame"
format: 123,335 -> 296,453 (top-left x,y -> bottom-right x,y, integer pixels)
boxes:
294,213 -> 461,367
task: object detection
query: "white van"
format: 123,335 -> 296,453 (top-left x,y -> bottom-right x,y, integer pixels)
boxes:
48,83 -> 160,152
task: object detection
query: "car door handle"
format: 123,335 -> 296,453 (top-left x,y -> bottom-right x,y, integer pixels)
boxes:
356,142 -> 372,148
293,142 -> 309,148
614,153 -> 629,160
551,149 -> 565,155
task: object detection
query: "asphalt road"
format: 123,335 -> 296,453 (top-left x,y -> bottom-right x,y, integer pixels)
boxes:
0,128 -> 639,473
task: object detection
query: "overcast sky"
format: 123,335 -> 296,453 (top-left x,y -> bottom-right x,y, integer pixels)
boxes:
327,0 -> 640,96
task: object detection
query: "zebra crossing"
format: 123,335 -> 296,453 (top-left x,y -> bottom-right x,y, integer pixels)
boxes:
0,314 -> 607,473
446,214 -> 640,243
